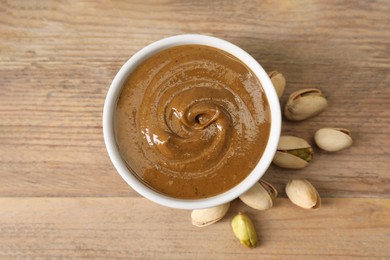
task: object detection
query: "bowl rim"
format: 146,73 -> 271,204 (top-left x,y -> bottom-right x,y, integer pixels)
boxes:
103,34 -> 281,210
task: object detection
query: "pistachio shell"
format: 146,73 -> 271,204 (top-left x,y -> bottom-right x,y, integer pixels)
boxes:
239,180 -> 278,210
191,203 -> 230,227
232,212 -> 257,248
268,71 -> 286,98
284,88 -> 328,121
260,180 -> 278,200
285,179 -> 321,210
277,136 -> 311,150
273,136 -> 313,169
273,151 -> 309,169
314,128 -> 353,152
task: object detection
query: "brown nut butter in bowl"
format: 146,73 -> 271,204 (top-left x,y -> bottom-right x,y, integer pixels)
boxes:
115,45 -> 271,199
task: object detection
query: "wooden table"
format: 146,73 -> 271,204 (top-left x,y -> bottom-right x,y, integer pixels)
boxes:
1,0 -> 389,258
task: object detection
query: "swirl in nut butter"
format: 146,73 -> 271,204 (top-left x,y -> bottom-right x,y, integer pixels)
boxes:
115,45 -> 271,199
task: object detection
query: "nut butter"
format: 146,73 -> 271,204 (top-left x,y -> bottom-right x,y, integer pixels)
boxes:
115,45 -> 271,199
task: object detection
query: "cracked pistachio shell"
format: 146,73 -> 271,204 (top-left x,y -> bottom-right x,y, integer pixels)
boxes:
284,88 -> 328,121
314,128 -> 353,152
239,180 -> 278,210
232,212 -> 257,248
268,71 -> 286,98
286,179 -> 321,210
272,136 -> 313,169
191,202 -> 230,227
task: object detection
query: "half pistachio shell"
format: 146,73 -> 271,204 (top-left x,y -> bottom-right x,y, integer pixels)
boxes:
239,180 -> 278,210
268,71 -> 286,98
191,202 -> 230,227
285,179 -> 321,210
272,136 -> 313,169
284,88 -> 328,121
314,128 -> 353,152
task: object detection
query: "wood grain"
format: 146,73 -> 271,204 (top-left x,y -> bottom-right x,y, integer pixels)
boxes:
0,0 -> 389,258
0,197 -> 389,259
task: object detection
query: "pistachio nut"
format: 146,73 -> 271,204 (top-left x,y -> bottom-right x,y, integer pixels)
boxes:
239,180 -> 278,210
284,88 -> 328,121
191,202 -> 230,227
285,179 -> 321,210
314,128 -> 353,152
272,135 -> 313,169
231,212 -> 257,248
268,71 -> 286,98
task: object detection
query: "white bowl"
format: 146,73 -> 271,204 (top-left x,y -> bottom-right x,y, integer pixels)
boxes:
103,34 -> 281,210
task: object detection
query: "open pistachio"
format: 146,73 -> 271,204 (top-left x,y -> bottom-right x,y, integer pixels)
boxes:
268,71 -> 286,98
285,179 -> 321,210
272,136 -> 313,169
191,202 -> 230,227
284,88 -> 328,121
231,212 -> 257,248
239,180 -> 278,210
314,128 -> 353,152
